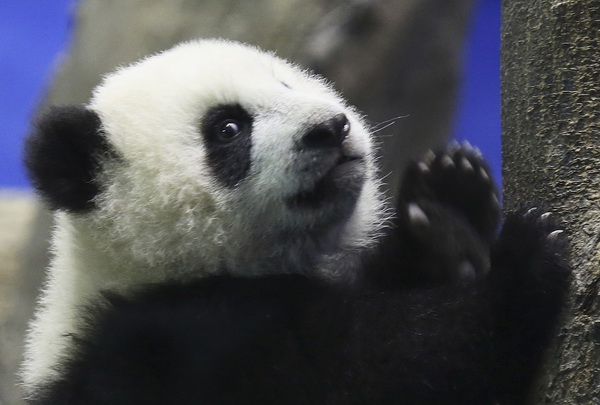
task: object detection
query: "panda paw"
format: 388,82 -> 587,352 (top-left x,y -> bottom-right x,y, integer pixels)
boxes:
491,207 -> 571,292
487,209 -> 571,400
398,141 -> 501,243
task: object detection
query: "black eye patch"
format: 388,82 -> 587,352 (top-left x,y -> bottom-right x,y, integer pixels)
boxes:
201,104 -> 253,188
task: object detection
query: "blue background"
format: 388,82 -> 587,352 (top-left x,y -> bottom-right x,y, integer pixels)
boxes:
0,0 -> 74,189
0,0 -> 501,189
453,0 -> 501,186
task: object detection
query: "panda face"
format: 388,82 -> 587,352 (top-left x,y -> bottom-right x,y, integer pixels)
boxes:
28,40 -> 385,277
200,102 -> 365,228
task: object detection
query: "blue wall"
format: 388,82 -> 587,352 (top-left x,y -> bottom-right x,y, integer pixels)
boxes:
453,0 -> 502,184
0,0 -> 501,189
0,0 -> 74,188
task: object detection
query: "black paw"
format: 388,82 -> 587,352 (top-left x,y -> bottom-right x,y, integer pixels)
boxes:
398,141 -> 501,243
491,208 -> 571,291
488,208 -> 571,404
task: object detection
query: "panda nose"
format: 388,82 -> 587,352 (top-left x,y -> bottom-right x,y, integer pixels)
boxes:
302,114 -> 350,149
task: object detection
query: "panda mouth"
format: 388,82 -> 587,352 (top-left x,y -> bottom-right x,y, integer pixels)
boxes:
288,154 -> 366,209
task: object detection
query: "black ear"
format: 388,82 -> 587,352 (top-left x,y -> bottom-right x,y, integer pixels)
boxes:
24,106 -> 113,212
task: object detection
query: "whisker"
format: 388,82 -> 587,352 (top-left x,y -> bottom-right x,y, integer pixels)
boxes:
379,171 -> 393,182
371,115 -> 409,132
371,121 -> 397,134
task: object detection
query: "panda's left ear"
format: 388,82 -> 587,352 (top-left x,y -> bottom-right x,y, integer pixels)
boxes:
24,106 -> 113,212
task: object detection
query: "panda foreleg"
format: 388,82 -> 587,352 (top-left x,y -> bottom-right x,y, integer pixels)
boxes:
348,209 -> 570,403
485,208 -> 571,403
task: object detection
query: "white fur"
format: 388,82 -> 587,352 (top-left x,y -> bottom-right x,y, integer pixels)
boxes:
22,39 -> 388,393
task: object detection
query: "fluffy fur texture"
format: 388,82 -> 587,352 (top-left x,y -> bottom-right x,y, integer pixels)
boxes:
22,39 -> 386,392
23,39 -> 571,404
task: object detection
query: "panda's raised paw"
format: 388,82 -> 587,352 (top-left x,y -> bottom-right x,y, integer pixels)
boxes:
398,141 -> 501,243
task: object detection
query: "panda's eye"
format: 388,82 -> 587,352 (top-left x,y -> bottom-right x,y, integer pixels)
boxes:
217,120 -> 242,143
201,104 -> 254,188
203,104 -> 252,145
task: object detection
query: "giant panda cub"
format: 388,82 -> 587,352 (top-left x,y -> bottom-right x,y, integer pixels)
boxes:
23,39 -> 570,404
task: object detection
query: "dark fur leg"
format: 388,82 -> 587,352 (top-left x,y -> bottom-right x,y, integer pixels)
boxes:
487,208 -> 571,403
359,208 -> 571,403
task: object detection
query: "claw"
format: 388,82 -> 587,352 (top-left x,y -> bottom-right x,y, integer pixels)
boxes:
448,140 -> 461,153
479,167 -> 490,182
460,157 -> 474,172
525,207 -> 539,217
417,162 -> 430,173
408,202 -> 430,226
441,155 -> 455,169
547,229 -> 564,241
541,212 -> 552,221
423,150 -> 436,165
458,261 -> 477,280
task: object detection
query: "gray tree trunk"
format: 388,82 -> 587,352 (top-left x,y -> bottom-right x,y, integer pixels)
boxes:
502,1 -> 600,403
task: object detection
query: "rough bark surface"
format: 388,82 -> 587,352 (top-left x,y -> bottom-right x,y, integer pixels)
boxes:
1,0 -> 475,403
502,1 -> 600,403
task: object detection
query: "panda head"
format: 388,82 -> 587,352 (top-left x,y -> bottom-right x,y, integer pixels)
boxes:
25,39 -> 386,279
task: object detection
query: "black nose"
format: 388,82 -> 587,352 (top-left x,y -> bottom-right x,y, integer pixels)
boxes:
302,114 -> 350,149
